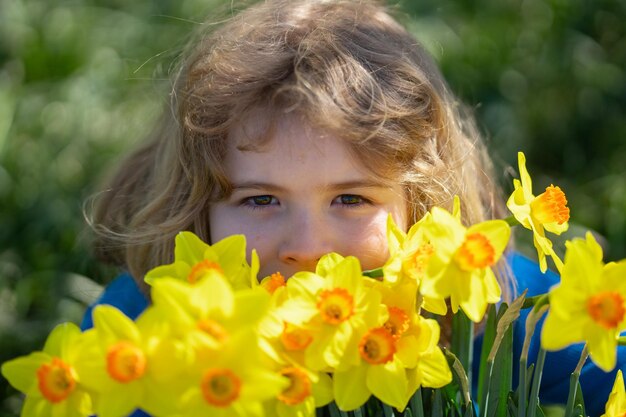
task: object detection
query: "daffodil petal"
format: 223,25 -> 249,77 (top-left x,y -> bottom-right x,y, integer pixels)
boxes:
276,398 -> 315,417
43,322 -> 82,357
1,352 -> 49,394
97,383 -> 141,417
316,253 -> 345,276
367,360 -> 408,410
93,305 -> 140,344
175,231 -> 212,266
541,309 -> 584,350
312,372 -> 334,407
586,323 -> 618,372
416,347 -> 452,388
194,273 -> 235,316
333,366 -> 370,411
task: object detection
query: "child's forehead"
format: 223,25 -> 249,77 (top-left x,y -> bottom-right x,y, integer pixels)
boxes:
229,107 -> 332,151
224,111 -> 384,182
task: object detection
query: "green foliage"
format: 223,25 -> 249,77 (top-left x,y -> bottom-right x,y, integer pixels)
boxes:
399,0 -> 626,261
0,0 -> 624,415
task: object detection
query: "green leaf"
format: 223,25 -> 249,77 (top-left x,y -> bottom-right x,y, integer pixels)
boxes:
444,349 -> 472,406
409,388 -> 425,417
382,403 -> 396,417
478,304 -> 498,410
508,394 -> 519,417
479,302 -> 515,417
452,310 -> 474,385
573,381 -> 586,415
488,291 -> 526,362
528,348 -> 547,417
432,389 -> 444,417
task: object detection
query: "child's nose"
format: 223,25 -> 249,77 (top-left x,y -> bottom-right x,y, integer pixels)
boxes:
278,211 -> 333,272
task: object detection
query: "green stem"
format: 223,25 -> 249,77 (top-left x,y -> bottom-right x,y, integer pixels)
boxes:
527,348 -> 547,417
518,357 -> 527,417
452,310 -> 474,388
563,345 -> 588,417
409,388 -> 425,417
362,267 -> 383,279
503,215 -> 520,226
517,302 -> 549,417
480,359 -> 495,417
382,403 -> 395,417
521,294 -> 550,310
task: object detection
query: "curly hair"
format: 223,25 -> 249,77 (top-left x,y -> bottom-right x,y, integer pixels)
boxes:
88,0 -> 508,294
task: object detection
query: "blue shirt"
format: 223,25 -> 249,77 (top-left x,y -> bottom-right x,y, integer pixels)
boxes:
82,253 -> 623,416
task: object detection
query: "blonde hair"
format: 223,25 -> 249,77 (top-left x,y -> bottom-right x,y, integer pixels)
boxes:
89,0 -> 508,293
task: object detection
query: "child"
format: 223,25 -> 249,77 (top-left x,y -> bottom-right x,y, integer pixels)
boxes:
83,0 -> 622,415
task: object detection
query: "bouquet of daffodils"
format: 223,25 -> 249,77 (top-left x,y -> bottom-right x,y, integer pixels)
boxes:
3,152 -> 626,417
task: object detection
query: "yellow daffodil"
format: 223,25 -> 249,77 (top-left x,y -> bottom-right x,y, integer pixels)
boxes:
332,281 -> 451,411
333,319 -> 451,411
602,370 -> 626,417
1,323 -> 93,417
261,366 -> 333,417
257,272 -> 287,295
258,290 -> 333,417
277,254 -> 386,372
144,231 -> 259,289
541,232 -> 626,371
506,152 -> 570,273
177,328 -> 288,417
149,274 -> 270,354
383,214 -> 447,316
73,305 -> 182,417
419,204 -> 510,322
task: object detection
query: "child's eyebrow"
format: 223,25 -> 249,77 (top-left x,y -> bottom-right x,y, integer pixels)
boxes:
324,181 -> 394,192
230,180 -> 393,192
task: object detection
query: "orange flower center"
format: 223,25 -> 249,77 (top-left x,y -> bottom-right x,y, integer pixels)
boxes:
587,292 -> 626,330
358,327 -> 396,365
277,367 -> 312,405
383,307 -> 410,339
407,243 -> 434,277
200,368 -> 241,407
106,341 -> 147,383
197,319 -> 229,343
530,185 -> 570,225
316,288 -> 354,325
455,233 -> 496,271
280,322 -> 313,351
188,260 -> 223,284
260,272 -> 286,294
36,357 -> 76,403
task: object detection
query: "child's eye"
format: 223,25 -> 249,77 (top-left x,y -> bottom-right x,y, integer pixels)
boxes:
241,195 -> 279,209
333,194 -> 369,207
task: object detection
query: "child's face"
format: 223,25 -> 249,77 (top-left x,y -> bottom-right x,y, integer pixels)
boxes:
209,114 -> 408,279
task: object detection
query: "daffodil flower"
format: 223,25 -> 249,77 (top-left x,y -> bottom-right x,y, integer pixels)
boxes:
333,313 -> 451,411
383,214 -> 447,316
258,289 -> 333,417
177,328 -> 288,417
149,274 -> 271,354
1,323 -> 93,417
507,152 -> 570,273
144,231 -> 259,289
262,366 -> 333,417
601,370 -> 626,417
277,254 -> 386,372
330,279 -> 451,411
541,232 -> 626,371
419,204 -> 510,322
74,305 -> 183,417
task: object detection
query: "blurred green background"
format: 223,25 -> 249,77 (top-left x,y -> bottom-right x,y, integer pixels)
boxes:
0,0 -> 624,414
